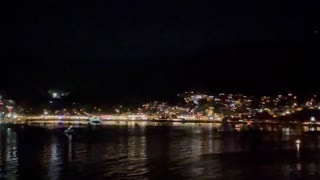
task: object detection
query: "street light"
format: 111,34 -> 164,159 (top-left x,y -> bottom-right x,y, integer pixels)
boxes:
311,116 -> 316,122
296,139 -> 301,144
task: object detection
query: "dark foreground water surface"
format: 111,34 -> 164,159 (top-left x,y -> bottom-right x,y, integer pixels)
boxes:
1,122 -> 320,179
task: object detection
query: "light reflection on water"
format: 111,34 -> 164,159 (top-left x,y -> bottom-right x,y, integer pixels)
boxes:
1,123 -> 320,179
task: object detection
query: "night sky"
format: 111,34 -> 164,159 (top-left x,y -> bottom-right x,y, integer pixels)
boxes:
1,0 -> 319,105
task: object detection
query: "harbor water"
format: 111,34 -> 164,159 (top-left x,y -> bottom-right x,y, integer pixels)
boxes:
0,122 -> 320,179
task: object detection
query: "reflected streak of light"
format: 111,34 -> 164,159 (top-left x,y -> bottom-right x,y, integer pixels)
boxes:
68,135 -> 72,162
6,128 -> 18,176
208,130 -> 213,153
296,163 -> 302,171
47,139 -> 61,179
296,143 -> 300,159
191,136 -> 202,176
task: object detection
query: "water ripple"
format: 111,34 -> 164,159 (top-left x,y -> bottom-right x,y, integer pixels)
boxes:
1,125 -> 320,179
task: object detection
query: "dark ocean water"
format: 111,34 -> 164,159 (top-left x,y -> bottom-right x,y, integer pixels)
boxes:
1,123 -> 320,179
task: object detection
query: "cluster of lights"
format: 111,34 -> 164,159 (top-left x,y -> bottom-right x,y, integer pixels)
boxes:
7,113 -> 18,119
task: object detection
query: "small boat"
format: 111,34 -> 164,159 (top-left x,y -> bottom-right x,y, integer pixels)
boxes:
88,116 -> 102,125
64,126 -> 75,135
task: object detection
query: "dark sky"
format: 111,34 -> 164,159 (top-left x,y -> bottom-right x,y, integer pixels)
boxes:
1,0 -> 319,105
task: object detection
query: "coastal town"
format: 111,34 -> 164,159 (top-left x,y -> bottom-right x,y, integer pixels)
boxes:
2,91 -> 320,124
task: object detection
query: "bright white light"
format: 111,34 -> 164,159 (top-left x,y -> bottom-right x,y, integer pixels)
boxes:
285,128 -> 290,135
296,139 -> 301,144
53,93 -> 58,98
13,114 -> 17,119
311,116 -> 316,121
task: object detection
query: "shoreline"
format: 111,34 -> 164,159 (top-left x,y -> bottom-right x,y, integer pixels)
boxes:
6,119 -> 320,127
25,119 -> 223,124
